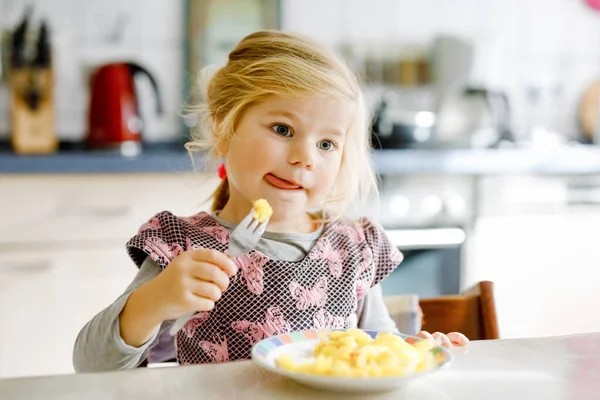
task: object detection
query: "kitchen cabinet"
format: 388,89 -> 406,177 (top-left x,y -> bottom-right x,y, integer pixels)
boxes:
465,176 -> 600,339
0,248 -> 137,378
0,173 -> 220,378
0,173 -> 220,245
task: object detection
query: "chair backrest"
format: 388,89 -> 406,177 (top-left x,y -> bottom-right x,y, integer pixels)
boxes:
385,281 -> 500,340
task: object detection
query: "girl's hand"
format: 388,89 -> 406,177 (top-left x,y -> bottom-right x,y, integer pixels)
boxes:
144,249 -> 238,321
119,249 -> 237,348
416,331 -> 469,348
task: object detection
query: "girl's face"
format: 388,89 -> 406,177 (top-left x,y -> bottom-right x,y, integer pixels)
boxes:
218,95 -> 355,232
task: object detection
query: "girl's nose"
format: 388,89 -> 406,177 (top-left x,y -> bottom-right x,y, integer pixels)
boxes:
287,139 -> 314,170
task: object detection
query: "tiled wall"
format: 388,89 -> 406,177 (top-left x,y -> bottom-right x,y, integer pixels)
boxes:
284,0 -> 600,140
1,0 -> 599,142
0,0 -> 185,142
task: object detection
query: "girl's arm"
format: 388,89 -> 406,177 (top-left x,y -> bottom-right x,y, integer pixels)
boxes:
356,285 -> 422,335
357,286 -> 469,347
72,257 -> 168,373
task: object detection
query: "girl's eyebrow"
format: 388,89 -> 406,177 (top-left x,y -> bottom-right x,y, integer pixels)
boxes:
326,129 -> 345,138
265,110 -> 299,121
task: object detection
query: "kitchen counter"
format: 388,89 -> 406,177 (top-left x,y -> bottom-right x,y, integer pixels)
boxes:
2,145 -> 600,175
0,143 -> 198,174
374,145 -> 600,175
0,333 -> 598,399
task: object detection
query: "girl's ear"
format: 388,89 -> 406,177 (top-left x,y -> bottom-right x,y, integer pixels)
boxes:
216,140 -> 228,157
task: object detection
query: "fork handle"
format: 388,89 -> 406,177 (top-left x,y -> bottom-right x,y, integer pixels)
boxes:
169,312 -> 194,336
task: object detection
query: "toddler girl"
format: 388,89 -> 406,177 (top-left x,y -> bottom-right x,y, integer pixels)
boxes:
73,30 -> 467,372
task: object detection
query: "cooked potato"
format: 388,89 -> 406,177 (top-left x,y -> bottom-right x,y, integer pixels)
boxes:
275,329 -> 437,377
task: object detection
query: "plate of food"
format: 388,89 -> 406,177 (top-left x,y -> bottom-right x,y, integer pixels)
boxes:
250,328 -> 453,393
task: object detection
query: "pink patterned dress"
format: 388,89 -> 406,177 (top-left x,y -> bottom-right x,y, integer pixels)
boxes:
126,211 -> 403,365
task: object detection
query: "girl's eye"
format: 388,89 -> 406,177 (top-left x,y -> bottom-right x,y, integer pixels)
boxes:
318,139 -> 336,151
271,124 -> 292,137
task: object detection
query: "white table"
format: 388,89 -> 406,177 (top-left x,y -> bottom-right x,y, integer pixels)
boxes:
0,333 -> 599,399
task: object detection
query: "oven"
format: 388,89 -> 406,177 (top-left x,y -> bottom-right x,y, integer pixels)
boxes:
380,226 -> 465,298
373,174 -> 475,298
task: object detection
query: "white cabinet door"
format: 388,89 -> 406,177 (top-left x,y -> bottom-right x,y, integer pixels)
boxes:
0,172 -> 219,378
467,212 -> 600,339
0,173 -> 220,244
0,247 -> 137,378
0,257 -> 57,379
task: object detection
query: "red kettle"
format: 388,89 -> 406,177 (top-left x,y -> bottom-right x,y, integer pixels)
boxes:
86,62 -> 163,154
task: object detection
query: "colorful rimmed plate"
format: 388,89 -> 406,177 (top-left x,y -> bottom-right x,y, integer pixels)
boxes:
250,329 -> 453,393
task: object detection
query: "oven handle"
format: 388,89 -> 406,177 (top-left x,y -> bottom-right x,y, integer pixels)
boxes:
384,228 -> 466,250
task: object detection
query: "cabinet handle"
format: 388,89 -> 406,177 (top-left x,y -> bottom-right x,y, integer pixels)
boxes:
0,261 -> 52,273
56,204 -> 132,218
567,187 -> 600,207
385,228 -> 466,250
567,200 -> 600,207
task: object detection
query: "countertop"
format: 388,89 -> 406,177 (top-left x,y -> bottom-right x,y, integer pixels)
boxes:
2,144 -> 600,175
0,333 -> 598,399
0,143 -> 196,174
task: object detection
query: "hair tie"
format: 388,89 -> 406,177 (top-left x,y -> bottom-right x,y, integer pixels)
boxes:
217,162 -> 227,180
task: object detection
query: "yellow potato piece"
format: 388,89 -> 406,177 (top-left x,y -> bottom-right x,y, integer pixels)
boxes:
328,330 -> 345,340
252,199 -> 272,223
330,359 -> 353,377
275,354 -> 299,372
412,338 -> 435,353
276,330 -> 439,378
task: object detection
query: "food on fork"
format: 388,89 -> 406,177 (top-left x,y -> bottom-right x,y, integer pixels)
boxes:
252,198 -> 273,223
275,329 -> 436,378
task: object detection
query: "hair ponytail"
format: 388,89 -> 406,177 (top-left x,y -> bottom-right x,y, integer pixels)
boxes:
211,177 -> 230,211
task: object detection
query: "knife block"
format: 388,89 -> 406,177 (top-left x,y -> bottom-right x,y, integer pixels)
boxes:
10,67 -> 57,154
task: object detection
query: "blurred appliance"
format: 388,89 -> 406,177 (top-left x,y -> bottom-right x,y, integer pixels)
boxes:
431,35 -> 474,104
371,86 -> 513,149
9,8 -> 57,155
371,35 -> 513,149
578,80 -> 600,144
0,29 -> 11,83
377,175 -> 473,298
86,62 -> 163,155
371,89 -> 436,149
431,35 -> 513,148
434,87 -> 513,148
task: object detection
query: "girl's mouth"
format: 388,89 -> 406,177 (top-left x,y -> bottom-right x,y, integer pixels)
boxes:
264,174 -> 303,190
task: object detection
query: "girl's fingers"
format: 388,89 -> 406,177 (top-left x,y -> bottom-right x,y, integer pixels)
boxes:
417,331 -> 470,348
189,280 -> 223,302
190,249 -> 238,277
432,332 -> 453,348
190,263 -> 230,292
447,332 -> 470,346
416,330 -> 435,343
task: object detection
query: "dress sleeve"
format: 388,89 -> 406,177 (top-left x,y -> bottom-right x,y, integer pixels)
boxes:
361,218 -> 404,288
125,211 -> 194,269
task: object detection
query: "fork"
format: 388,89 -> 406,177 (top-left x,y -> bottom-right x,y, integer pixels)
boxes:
169,210 -> 270,335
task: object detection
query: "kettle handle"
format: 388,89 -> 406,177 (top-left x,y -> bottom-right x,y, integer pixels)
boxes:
465,87 -> 512,140
126,62 -> 164,115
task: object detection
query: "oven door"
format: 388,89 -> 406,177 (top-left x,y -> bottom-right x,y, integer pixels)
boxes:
379,227 -> 466,298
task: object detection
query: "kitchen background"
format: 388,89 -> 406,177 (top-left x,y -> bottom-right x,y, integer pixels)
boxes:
1,0 -> 600,144
1,0 -> 600,380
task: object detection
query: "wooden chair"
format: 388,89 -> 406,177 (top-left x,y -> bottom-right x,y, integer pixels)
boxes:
384,281 -> 500,340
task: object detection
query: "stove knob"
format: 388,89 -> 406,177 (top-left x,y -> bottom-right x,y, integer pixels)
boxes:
420,194 -> 444,218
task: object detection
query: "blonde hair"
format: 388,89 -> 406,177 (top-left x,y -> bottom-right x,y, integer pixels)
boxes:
185,30 -> 378,218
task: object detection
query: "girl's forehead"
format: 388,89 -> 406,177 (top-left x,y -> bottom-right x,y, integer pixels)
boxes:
251,95 -> 356,127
